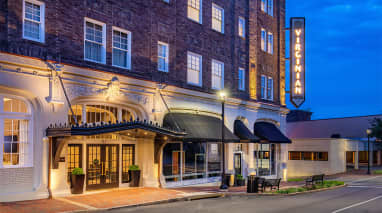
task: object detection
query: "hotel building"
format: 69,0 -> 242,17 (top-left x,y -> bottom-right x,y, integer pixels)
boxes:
0,0 -> 290,201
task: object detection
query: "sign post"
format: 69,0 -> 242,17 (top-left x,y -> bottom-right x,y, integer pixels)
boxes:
290,17 -> 306,108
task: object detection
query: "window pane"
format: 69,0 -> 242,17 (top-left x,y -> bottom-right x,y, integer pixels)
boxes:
113,49 -> 127,67
85,41 -> 102,62
24,20 -> 40,40
187,54 -> 201,85
183,143 -> 206,181
212,5 -> 223,32
3,119 -> 28,166
3,98 -> 28,113
188,0 -> 200,22
122,144 -> 135,183
162,143 -> 182,182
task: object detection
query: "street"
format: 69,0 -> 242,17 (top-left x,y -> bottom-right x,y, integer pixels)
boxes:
107,176 -> 382,213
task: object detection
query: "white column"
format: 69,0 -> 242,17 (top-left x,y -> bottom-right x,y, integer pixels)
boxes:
248,143 -> 255,174
137,137 -> 158,187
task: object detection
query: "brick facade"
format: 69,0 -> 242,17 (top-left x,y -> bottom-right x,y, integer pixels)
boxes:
0,0 -> 285,106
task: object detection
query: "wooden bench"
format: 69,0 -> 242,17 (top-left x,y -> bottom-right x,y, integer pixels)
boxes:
305,174 -> 324,187
264,178 -> 281,191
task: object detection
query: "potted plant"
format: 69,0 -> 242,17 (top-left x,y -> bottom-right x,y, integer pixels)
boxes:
128,165 -> 141,187
235,174 -> 245,186
70,168 -> 85,194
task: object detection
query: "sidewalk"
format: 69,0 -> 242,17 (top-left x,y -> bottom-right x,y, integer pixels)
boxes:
0,187 -> 218,213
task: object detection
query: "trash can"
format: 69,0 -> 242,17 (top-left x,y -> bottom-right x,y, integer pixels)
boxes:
247,175 -> 259,193
224,174 -> 231,186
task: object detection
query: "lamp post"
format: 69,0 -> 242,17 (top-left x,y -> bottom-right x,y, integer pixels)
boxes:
219,91 -> 228,190
367,129 -> 372,175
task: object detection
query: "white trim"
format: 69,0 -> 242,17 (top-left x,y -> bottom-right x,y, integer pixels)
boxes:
211,3 -> 224,34
84,17 -> 107,64
187,51 -> 203,87
22,0 -> 45,43
112,26 -> 132,70
211,59 -> 224,90
157,41 -> 169,72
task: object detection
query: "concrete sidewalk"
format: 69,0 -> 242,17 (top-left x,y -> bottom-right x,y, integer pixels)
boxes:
0,187 -> 220,213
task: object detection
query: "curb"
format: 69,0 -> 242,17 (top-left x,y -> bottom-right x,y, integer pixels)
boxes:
223,184 -> 347,197
65,193 -> 223,213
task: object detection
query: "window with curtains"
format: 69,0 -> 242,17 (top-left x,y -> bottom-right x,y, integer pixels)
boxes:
267,32 -> 273,54
261,75 -> 267,99
188,0 -> 202,23
211,60 -> 224,90
23,0 -> 45,42
0,96 -> 32,168
84,18 -> 106,64
112,28 -> 131,69
238,68 -> 245,91
212,4 -> 224,33
158,42 -> 169,72
187,52 -> 203,87
267,77 -> 273,100
238,17 -> 245,38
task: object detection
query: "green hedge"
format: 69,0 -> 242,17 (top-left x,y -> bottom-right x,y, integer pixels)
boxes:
274,180 -> 344,194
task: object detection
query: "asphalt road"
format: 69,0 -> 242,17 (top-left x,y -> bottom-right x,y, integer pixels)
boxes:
107,176 -> 382,213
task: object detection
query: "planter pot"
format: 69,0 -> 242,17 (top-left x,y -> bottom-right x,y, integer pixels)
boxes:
70,174 -> 85,194
235,179 -> 245,186
128,170 -> 141,187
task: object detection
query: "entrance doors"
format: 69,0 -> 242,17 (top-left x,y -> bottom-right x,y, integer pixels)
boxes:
234,153 -> 242,175
87,144 -> 119,190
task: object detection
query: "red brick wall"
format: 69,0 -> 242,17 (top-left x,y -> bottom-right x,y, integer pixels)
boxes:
0,0 -> 285,105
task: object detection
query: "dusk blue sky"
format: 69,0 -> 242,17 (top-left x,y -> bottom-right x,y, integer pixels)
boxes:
285,0 -> 382,119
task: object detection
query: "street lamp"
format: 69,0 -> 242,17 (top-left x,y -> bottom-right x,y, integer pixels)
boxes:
366,129 -> 372,175
219,91 -> 228,190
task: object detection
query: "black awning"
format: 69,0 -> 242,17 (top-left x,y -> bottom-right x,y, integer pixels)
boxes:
46,120 -> 187,138
234,120 -> 260,142
254,122 -> 292,143
163,113 -> 240,143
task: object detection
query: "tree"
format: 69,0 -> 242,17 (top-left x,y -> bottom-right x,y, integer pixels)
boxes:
370,118 -> 382,141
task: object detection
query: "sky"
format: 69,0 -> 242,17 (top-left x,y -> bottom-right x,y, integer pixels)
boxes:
285,0 -> 382,119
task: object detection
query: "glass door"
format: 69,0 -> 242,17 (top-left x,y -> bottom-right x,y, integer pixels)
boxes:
87,144 -> 119,190
234,153 -> 242,176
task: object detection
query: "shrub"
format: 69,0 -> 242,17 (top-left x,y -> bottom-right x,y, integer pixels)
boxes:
374,170 -> 382,175
72,168 -> 84,175
236,174 -> 244,180
129,165 -> 140,171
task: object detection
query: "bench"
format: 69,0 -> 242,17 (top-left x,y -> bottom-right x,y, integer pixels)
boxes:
305,174 -> 324,187
264,178 -> 281,191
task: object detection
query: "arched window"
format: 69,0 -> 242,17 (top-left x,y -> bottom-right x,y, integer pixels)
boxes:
0,95 -> 33,167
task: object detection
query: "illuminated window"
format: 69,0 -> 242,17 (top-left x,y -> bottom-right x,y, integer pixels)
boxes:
1,96 -> 32,168
188,0 -> 202,23
267,77 -> 273,100
261,28 -> 267,51
288,152 -> 329,161
238,68 -> 245,91
158,41 -> 169,72
238,17 -> 245,38
211,60 -> 224,90
267,0 -> 273,16
112,28 -> 131,69
267,32 -> 273,54
67,144 -> 82,182
84,18 -> 106,64
261,75 -> 267,99
187,52 -> 203,87
261,0 -> 267,12
212,4 -> 224,33
122,144 -> 135,183
23,0 -> 45,42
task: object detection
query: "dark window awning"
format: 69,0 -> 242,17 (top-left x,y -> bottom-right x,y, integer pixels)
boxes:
163,113 -> 240,143
234,120 -> 260,142
254,122 -> 292,143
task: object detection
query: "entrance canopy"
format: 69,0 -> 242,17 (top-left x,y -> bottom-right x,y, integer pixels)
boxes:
163,113 -> 240,143
234,120 -> 260,142
254,122 -> 292,143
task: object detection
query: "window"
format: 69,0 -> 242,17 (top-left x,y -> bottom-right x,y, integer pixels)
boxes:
267,77 -> 273,100
212,4 -> 224,33
267,32 -> 273,54
187,52 -> 203,87
238,17 -> 245,38
238,68 -> 245,91
254,144 -> 276,176
23,0 -> 45,42
158,42 -> 169,72
261,28 -> 267,51
112,27 -> 131,69
122,144 -> 135,183
84,18 -> 106,64
163,0 -> 169,3
1,96 -> 32,168
67,144 -> 82,182
261,75 -> 267,99
261,0 -> 267,12
188,0 -> 202,23
288,152 -> 329,161
211,60 -> 224,90
267,0 -> 273,16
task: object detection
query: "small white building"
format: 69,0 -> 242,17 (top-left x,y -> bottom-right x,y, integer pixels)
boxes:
286,115 -> 382,178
